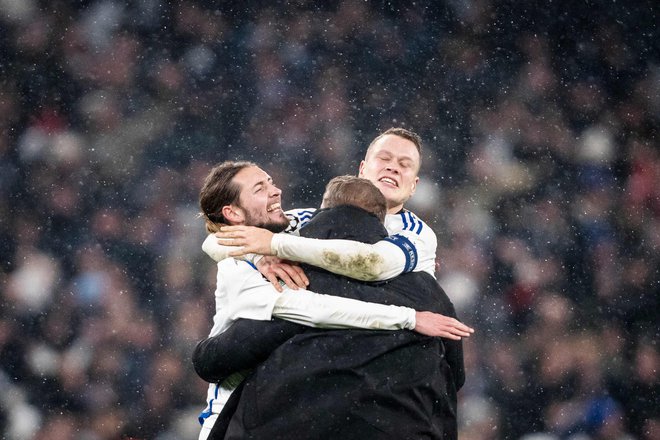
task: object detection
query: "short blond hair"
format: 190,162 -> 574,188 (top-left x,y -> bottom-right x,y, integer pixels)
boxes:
321,176 -> 387,222
367,127 -> 422,156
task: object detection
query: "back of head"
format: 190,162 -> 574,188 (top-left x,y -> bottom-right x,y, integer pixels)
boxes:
199,160 -> 255,233
321,175 -> 387,222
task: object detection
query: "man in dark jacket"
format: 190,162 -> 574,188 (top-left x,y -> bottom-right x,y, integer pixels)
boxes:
194,176 -> 465,439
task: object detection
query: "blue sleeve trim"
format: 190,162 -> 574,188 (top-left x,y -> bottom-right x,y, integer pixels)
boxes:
415,217 -> 424,234
383,234 -> 418,272
400,212 -> 409,230
198,405 -> 213,425
198,385 -> 220,425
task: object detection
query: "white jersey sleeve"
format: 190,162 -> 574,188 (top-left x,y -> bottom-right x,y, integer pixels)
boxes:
273,289 -> 415,330
384,210 -> 438,277
209,257 -> 415,338
269,208 -> 437,280
271,234 -> 409,281
202,234 -> 231,262
208,259 -> 281,336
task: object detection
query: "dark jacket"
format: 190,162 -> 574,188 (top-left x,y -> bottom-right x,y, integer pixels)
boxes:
193,205 -> 464,440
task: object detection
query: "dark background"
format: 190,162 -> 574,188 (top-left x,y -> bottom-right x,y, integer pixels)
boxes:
0,1 -> 657,438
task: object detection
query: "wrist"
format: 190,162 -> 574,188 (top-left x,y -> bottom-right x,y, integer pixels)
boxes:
271,233 -> 283,257
407,308 -> 417,330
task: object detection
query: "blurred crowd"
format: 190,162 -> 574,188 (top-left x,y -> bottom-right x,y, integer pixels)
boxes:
0,0 -> 658,439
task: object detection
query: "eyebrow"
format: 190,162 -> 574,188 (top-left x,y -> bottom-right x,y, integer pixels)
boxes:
250,176 -> 273,191
377,150 -> 415,162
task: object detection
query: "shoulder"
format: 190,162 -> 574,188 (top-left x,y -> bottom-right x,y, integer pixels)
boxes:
385,210 -> 438,276
217,258 -> 257,276
285,207 -> 317,233
385,210 -> 436,242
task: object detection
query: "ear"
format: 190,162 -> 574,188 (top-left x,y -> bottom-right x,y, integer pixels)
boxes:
221,205 -> 244,224
411,177 -> 419,195
358,160 -> 366,177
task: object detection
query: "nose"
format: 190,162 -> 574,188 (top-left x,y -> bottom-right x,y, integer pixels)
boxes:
385,165 -> 400,174
269,182 -> 282,197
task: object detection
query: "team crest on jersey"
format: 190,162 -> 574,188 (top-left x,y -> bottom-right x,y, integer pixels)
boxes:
285,208 -> 317,233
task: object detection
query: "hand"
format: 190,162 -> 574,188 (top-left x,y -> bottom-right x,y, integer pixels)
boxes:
257,256 -> 310,292
413,311 -> 474,339
215,226 -> 275,257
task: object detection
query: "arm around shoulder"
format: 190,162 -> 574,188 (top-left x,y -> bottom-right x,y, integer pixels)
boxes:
272,234 -> 408,281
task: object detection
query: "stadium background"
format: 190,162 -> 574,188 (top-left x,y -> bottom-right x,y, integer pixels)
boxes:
0,0 -> 657,439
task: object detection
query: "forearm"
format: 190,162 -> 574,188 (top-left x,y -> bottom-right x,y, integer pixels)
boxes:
193,288 -> 417,383
192,319 -> 303,383
271,234 -> 407,281
202,234 -> 261,265
272,289 -> 416,330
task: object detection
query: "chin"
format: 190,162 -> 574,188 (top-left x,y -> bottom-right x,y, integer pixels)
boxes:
260,219 -> 289,233
379,187 -> 401,200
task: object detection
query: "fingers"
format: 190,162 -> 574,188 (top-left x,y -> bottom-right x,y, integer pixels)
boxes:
216,227 -> 274,256
271,266 -> 299,290
219,226 -> 244,233
414,311 -> 475,338
287,263 -> 310,288
256,258 -> 309,292
228,247 -> 249,257
446,319 -> 474,337
264,273 -> 283,293
215,234 -> 245,247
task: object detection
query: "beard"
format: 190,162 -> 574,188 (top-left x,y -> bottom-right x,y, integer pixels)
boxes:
242,210 -> 289,233
255,220 -> 289,233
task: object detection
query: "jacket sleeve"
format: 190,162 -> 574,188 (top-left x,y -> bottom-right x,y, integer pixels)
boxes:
192,318 -> 304,383
434,285 -> 466,390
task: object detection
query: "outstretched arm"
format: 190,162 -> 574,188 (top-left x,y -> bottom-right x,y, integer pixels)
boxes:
271,288 -> 472,338
193,303 -> 472,384
193,319 -> 303,383
213,226 -> 412,281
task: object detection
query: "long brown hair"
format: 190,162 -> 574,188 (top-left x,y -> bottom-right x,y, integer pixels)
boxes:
199,161 -> 256,233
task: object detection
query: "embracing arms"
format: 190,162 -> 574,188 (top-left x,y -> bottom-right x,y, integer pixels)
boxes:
203,228 -> 412,281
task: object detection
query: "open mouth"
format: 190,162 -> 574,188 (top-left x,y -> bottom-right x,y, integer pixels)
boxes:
379,177 -> 398,188
267,202 -> 282,212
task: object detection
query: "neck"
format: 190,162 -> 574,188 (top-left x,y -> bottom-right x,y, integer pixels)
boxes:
387,204 -> 403,215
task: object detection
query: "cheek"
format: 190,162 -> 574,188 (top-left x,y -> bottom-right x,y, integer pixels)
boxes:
360,163 -> 378,178
403,176 -> 417,191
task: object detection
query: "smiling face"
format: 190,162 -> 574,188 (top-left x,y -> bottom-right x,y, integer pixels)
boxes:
230,166 -> 289,232
358,134 -> 421,214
